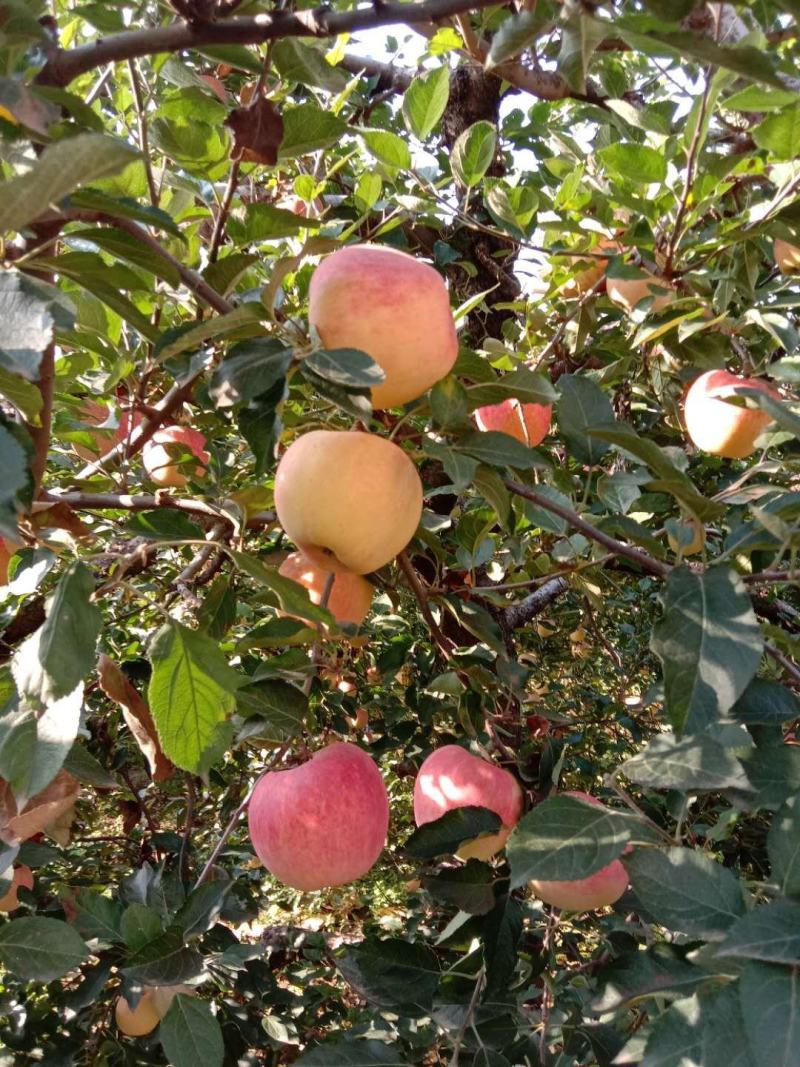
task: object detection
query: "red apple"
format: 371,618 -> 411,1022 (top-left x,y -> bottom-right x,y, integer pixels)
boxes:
308,244 -> 459,409
247,742 -> 389,891
683,369 -> 776,459
529,792 -> 629,911
474,398 -> 551,447
278,551 -> 374,628
142,426 -> 209,488
274,430 -> 423,575
413,745 -> 524,861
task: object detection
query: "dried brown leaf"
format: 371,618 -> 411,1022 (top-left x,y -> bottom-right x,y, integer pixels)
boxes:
97,654 -> 174,782
0,770 -> 81,845
225,97 -> 284,165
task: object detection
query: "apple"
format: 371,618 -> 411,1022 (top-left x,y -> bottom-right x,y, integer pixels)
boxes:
683,369 -> 776,459
529,792 -> 629,911
74,399 -> 117,460
474,398 -> 551,447
607,269 -> 675,315
247,742 -> 389,891
348,707 -> 370,731
667,516 -> 705,556
141,426 -> 209,488
413,745 -> 524,861
274,430 -> 423,575
278,551 -> 374,628
526,714 -> 551,738
115,989 -> 161,1036
775,238 -> 800,275
0,865 -> 33,911
308,243 -> 459,409
560,238 -> 620,297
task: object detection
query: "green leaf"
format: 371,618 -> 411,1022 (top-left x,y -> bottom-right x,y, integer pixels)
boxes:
209,338 -> 293,408
625,847 -> 747,939
69,188 -> 181,236
359,128 -> 412,170
725,86 -> 799,112
175,879 -> 230,938
599,142 -> 667,185
72,889 -> 124,942
12,562 -> 102,706
125,510 -> 205,542
718,899 -> 800,965
474,465 -> 513,530
591,943 -> 708,1013
338,938 -> 440,1014
402,66 -> 450,139
279,104 -> 347,158
486,11 -> 549,70
159,995 -> 224,1067
649,566 -> 762,736
0,365 -> 42,422
156,305 -> 264,363
466,367 -> 557,409
0,917 -> 88,981
147,620 -> 241,775
739,745 -> 800,811
354,172 -> 382,212
227,550 -> 335,628
272,39 -> 348,94
67,226 -> 181,287
404,806 -> 502,859
753,106 -> 800,160
621,732 -> 752,792
731,678 -> 800,726
121,903 -> 163,951
558,14 -> 608,94
303,348 -> 385,389
456,430 -> 542,471
507,794 -> 638,888
556,374 -> 615,465
297,1039 -> 412,1066
643,986 -> 755,1067
123,926 -> 204,985
740,962 -> 800,1067
236,679 -> 307,743
0,272 -> 75,380
0,414 -> 33,540
430,376 -> 470,429
451,121 -> 497,188
768,796 -> 800,898
421,861 -> 496,916
483,894 -> 524,996
62,742 -> 119,789
228,203 -> 318,244
484,181 -> 538,239
616,27 -> 785,89
0,133 -> 137,235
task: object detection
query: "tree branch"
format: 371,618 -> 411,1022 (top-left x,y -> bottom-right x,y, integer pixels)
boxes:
397,550 -> 455,657
503,577 -> 569,630
40,489 -> 275,528
37,0 -> 500,88
505,479 -> 670,580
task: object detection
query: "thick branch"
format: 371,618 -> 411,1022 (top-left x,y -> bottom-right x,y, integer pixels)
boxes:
38,0 -> 499,87
505,479 -> 670,580
503,577 -> 569,630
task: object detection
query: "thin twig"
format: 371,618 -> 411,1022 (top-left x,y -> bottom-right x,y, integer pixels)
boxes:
179,773 -> 197,882
663,72 -> 712,276
397,550 -> 455,657
208,161 -> 241,263
765,641 -> 800,686
303,570 -> 336,697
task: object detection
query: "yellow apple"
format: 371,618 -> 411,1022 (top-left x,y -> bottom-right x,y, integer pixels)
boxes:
308,243 -> 459,409
683,369 -> 776,459
115,990 -> 161,1037
278,551 -> 374,628
274,430 -> 423,575
667,516 -> 705,556
142,426 -> 209,488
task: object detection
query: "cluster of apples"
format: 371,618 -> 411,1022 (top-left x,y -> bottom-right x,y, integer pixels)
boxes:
247,742 -> 628,911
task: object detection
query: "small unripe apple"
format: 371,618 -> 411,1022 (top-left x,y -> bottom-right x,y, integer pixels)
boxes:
278,551 -> 374,628
607,269 -> 675,315
667,516 -> 705,556
414,745 -> 524,861
142,426 -> 209,488
474,398 -> 551,447
248,742 -> 389,891
775,238 -> 800,275
308,244 -> 459,409
0,865 -> 33,911
683,369 -> 776,459
274,430 -> 423,575
115,989 -> 161,1036
529,792 -> 629,911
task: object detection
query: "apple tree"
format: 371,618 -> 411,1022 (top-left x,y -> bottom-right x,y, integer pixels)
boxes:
1,1 -> 800,1064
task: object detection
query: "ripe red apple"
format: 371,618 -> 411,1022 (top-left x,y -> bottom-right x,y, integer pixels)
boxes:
413,745 -> 524,861
142,426 -> 209,488
0,865 -> 33,911
308,244 -> 459,409
474,398 -> 551,447
278,551 -> 374,628
683,369 -> 776,459
775,238 -> 800,275
247,742 -> 389,891
607,269 -> 675,315
115,989 -> 161,1036
529,791 -> 629,911
274,430 -> 423,575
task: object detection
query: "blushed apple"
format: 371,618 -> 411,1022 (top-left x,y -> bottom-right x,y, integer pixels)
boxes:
413,745 -> 524,861
683,369 -> 776,459
529,791 -> 629,911
274,430 -> 423,575
278,551 -> 374,628
474,398 -> 551,447
142,426 -> 209,488
308,243 -> 459,409
247,742 -> 389,891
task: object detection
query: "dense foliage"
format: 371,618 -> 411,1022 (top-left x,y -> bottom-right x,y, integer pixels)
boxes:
1,1 -> 800,1065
